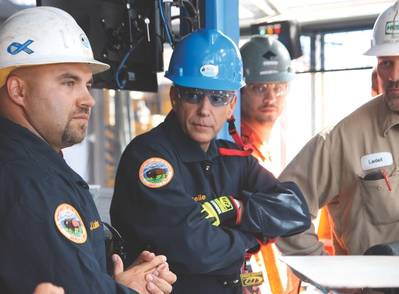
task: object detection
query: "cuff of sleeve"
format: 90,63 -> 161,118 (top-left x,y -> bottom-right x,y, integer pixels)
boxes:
247,240 -> 261,254
246,238 -> 278,254
229,196 -> 242,225
258,236 -> 278,244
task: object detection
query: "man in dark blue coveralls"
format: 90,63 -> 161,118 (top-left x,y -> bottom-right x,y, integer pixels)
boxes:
110,28 -> 311,294
0,6 -> 176,294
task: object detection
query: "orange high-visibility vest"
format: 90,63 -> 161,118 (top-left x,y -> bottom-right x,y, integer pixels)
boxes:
317,207 -> 334,255
259,244 -> 284,293
240,121 -> 290,294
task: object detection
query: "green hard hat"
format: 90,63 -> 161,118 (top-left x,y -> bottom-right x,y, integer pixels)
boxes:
240,35 -> 294,83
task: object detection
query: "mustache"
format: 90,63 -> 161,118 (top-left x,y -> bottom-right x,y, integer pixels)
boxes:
192,119 -> 212,127
73,107 -> 90,115
259,103 -> 277,109
386,81 -> 399,89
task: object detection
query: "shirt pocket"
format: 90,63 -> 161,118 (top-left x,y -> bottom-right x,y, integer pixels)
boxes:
359,170 -> 399,225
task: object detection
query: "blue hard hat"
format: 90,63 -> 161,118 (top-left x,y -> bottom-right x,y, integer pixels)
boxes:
165,29 -> 245,91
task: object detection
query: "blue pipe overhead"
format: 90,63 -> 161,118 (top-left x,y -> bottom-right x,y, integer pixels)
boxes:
203,0 -> 241,140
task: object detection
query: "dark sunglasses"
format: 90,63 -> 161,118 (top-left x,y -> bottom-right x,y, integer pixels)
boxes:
175,86 -> 236,107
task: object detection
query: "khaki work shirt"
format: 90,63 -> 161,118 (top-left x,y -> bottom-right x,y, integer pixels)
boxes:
277,95 -> 399,255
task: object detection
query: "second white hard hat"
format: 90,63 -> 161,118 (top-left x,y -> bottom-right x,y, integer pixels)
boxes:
365,1 -> 399,56
0,6 -> 110,87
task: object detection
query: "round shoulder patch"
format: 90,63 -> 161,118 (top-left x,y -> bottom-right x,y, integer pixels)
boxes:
139,157 -> 174,188
54,203 -> 87,244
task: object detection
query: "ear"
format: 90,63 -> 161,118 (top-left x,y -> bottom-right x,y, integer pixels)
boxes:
170,86 -> 178,109
226,95 -> 237,118
6,75 -> 27,107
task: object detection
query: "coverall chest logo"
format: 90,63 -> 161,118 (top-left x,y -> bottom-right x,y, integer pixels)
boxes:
54,203 -> 87,244
139,157 -> 174,188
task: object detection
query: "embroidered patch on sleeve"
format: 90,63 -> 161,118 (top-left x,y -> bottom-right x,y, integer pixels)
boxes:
139,157 -> 174,188
54,203 -> 87,244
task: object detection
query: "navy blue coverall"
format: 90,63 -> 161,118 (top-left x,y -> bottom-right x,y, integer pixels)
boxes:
0,117 -> 136,294
111,112 -> 310,294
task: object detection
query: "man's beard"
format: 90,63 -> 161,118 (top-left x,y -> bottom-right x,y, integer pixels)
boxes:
61,121 -> 87,148
385,94 -> 399,112
384,80 -> 399,112
255,112 -> 276,124
243,107 -> 277,125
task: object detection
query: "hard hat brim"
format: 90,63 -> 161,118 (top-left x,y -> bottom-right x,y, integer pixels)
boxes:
364,43 -> 399,57
244,72 -> 295,84
168,74 -> 245,91
0,59 -> 110,88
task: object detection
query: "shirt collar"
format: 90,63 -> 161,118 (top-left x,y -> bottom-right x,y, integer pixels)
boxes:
377,95 -> 399,136
163,111 -> 219,162
241,120 -> 263,147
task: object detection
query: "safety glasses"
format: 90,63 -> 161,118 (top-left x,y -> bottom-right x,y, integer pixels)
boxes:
246,82 -> 288,97
176,86 -> 236,107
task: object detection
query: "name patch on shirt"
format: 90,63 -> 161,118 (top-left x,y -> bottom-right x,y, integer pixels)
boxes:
360,152 -> 393,171
90,220 -> 100,231
139,157 -> 174,188
54,203 -> 87,244
193,194 -> 207,202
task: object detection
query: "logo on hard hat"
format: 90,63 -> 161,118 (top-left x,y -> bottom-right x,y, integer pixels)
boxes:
262,60 -> 279,66
263,50 -> 277,60
7,39 -> 34,55
385,21 -> 399,35
200,64 -> 219,78
79,33 -> 90,49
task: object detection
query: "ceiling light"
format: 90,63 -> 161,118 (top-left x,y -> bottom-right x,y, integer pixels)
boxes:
239,5 -> 255,19
246,0 -> 276,16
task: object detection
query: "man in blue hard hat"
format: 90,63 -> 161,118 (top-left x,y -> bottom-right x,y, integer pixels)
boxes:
111,28 -> 310,294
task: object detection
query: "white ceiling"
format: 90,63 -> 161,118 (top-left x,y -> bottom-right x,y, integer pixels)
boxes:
239,0 -> 395,26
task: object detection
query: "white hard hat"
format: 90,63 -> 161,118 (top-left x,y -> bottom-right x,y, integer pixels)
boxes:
365,1 -> 399,56
0,6 -> 110,87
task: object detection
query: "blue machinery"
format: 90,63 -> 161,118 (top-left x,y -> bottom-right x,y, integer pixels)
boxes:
203,0 -> 241,140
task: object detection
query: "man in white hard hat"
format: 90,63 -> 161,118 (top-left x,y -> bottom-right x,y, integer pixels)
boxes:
0,6 -> 175,294
277,0 -> 399,261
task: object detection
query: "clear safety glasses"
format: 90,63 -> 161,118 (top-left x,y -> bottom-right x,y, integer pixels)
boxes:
176,86 -> 236,107
246,82 -> 288,97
